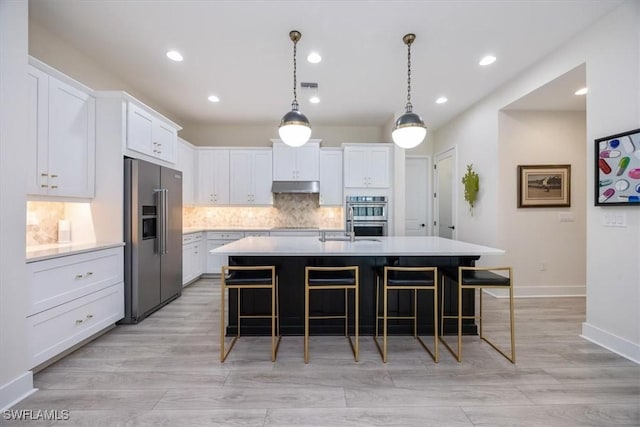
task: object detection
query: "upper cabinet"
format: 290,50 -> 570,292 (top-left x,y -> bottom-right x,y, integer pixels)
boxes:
126,102 -> 179,164
343,144 -> 392,188
229,149 -> 273,205
319,148 -> 343,206
196,149 -> 230,205
272,140 -> 320,181
27,62 -> 96,198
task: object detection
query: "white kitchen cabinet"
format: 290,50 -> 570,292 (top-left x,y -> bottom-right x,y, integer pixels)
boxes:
126,101 -> 179,164
205,231 -> 244,274
319,148 -> 343,205
272,141 -> 319,181
196,149 -> 230,205
26,246 -> 124,368
269,230 -> 319,237
27,63 -> 96,198
229,149 -> 273,205
182,232 -> 204,285
177,138 -> 195,206
343,144 -> 391,188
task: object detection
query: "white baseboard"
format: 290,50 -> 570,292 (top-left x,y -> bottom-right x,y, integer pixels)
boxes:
0,371 -> 36,411
581,322 -> 640,365
484,285 -> 586,298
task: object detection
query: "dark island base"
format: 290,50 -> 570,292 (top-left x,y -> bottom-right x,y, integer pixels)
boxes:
226,255 -> 480,337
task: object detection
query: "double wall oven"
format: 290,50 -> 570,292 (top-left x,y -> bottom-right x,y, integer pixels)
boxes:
345,196 -> 388,237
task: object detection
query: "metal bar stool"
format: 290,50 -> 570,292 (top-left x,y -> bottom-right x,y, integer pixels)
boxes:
440,266 -> 515,363
304,266 -> 359,364
220,265 -> 281,362
374,266 -> 439,363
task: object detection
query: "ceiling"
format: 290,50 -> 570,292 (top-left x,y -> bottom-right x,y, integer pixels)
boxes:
29,1 -> 619,130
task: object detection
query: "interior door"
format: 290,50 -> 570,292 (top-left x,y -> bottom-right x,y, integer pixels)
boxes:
434,148 -> 456,239
405,156 -> 429,236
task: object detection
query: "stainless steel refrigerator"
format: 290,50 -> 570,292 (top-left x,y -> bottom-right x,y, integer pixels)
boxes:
122,157 -> 182,324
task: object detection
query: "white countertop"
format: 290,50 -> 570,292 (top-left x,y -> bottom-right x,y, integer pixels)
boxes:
26,241 -> 125,263
210,236 -> 504,257
184,227 -> 345,234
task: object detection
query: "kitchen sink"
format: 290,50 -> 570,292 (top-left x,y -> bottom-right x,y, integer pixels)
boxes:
319,236 -> 381,243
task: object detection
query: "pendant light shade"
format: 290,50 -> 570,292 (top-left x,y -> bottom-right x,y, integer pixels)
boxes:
278,104 -> 311,147
392,33 -> 426,149
279,30 -> 311,147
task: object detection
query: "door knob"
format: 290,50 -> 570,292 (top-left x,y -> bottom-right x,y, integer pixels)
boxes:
420,224 -> 426,227
447,225 -> 456,230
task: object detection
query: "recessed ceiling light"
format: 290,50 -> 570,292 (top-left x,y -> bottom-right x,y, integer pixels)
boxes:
309,96 -> 320,104
479,55 -> 496,66
207,95 -> 220,103
574,87 -> 588,95
307,52 -> 322,64
166,50 -> 183,62
436,97 -> 448,104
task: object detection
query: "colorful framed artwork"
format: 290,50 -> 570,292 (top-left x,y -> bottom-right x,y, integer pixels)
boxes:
595,128 -> 640,206
517,164 -> 571,208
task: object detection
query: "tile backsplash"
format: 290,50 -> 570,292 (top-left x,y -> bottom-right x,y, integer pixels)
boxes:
183,193 -> 344,229
26,201 -> 65,246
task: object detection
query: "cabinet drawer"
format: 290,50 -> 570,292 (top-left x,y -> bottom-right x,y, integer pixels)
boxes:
244,231 -> 269,237
27,247 -> 123,316
28,283 -> 124,368
207,231 -> 243,240
182,232 -> 203,244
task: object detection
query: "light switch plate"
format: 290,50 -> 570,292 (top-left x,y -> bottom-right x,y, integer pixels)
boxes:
602,212 -> 627,227
558,212 -> 574,222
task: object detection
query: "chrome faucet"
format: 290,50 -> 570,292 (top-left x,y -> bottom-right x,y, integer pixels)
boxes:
347,206 -> 355,242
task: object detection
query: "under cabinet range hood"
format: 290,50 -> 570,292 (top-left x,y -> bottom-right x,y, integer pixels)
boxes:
271,180 -> 320,194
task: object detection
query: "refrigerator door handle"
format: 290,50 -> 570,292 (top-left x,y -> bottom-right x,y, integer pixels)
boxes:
155,188 -> 168,254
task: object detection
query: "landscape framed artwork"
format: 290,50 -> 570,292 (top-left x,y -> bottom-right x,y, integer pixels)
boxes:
517,164 -> 571,208
595,128 -> 640,206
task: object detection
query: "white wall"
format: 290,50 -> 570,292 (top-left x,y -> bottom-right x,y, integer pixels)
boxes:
433,1 -> 640,362
0,0 -> 35,409
498,110 -> 586,297
179,122 -> 384,147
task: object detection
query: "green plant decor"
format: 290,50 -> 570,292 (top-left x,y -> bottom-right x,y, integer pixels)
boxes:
462,164 -> 479,215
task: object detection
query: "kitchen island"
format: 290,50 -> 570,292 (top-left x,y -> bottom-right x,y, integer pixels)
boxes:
212,236 -> 504,336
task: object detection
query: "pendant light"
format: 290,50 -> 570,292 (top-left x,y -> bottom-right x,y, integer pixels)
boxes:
279,30 -> 311,147
392,33 -> 426,149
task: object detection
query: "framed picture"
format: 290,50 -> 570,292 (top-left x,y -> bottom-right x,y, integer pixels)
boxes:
595,128 -> 640,206
518,164 -> 571,208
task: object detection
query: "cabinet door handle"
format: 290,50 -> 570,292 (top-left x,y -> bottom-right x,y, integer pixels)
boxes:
86,272 -> 94,277
86,314 -> 94,320
75,274 -> 84,279
75,319 -> 84,324
41,172 -> 48,177
51,185 -> 58,189
51,174 -> 58,178
41,184 -> 49,188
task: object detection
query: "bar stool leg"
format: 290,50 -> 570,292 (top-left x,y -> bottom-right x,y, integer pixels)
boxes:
304,271 -> 309,363
457,277 -> 463,362
220,280 -> 225,362
509,281 -> 516,363
354,280 -> 359,362
382,277 -> 388,362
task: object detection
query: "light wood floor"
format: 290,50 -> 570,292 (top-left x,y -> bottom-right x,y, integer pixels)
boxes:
9,278 -> 640,426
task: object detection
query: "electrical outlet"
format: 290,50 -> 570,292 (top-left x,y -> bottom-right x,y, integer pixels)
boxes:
540,261 -> 547,271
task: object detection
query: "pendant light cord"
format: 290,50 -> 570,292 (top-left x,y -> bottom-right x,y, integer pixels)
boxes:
292,37 -> 298,108
406,40 -> 413,113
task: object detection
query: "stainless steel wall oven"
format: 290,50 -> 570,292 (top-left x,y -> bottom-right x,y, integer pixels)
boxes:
345,196 -> 388,237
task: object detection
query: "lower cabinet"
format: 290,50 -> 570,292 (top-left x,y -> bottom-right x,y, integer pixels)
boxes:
26,246 -> 124,369
182,232 -> 204,285
205,231 -> 244,274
